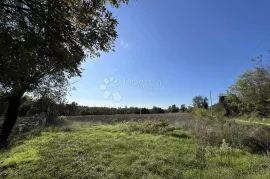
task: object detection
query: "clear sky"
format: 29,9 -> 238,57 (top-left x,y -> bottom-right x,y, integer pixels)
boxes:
67,0 -> 270,109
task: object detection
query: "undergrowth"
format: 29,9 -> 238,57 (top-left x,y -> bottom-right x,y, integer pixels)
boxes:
0,120 -> 270,178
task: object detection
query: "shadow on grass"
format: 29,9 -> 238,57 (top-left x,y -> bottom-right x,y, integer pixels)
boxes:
169,132 -> 190,139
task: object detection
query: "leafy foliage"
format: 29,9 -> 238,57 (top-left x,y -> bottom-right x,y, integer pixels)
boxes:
151,106 -> 165,114
0,0 -> 129,145
192,107 -> 210,119
193,96 -> 209,109
180,104 -> 188,112
10,97 -> 169,117
224,58 -> 270,117
168,104 -> 179,113
0,0 -> 129,97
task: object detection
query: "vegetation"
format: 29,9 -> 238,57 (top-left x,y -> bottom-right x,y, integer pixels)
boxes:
167,104 -> 179,113
193,96 -> 209,109
0,0 -> 129,147
0,97 -> 169,117
224,58 -> 270,117
1,119 -> 270,179
0,1 -> 270,178
180,104 -> 188,112
191,56 -> 270,123
192,107 -> 211,119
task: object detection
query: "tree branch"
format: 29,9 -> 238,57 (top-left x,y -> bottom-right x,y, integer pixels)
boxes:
0,2 -> 29,11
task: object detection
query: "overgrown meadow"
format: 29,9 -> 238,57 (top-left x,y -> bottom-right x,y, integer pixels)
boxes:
1,113 -> 270,179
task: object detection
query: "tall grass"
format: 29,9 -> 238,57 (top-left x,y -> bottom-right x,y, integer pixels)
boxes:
1,120 -> 270,178
174,114 -> 270,154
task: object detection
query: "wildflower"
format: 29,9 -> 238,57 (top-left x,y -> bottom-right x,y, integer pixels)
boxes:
220,139 -> 231,151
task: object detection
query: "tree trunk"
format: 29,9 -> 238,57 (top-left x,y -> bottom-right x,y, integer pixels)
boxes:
0,93 -> 22,148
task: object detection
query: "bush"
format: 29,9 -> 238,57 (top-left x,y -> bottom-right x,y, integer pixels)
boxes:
226,61 -> 270,117
0,115 -> 46,141
212,103 -> 226,118
123,119 -> 170,134
174,116 -> 270,154
192,108 -> 211,119
47,116 -> 70,126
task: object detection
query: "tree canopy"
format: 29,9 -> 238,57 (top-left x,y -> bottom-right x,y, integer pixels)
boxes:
0,0 -> 129,147
192,96 -> 208,109
225,58 -> 270,116
0,0 -> 128,96
180,104 -> 187,112
168,104 -> 179,113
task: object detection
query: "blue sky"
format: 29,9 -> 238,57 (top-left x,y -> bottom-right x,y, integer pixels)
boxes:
67,0 -> 270,109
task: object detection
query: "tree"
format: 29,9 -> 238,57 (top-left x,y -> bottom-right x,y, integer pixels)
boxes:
18,95 -> 32,116
168,104 -> 179,113
202,97 -> 209,109
227,58 -> 270,116
0,0 -> 128,147
140,108 -> 150,114
151,106 -> 165,114
192,96 -> 208,109
180,104 -> 187,112
0,90 -> 6,116
28,96 -> 62,123
65,102 -> 78,116
193,96 -> 203,108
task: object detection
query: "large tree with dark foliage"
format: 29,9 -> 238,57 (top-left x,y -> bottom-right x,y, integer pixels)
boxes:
0,0 -> 128,147
192,96 -> 208,109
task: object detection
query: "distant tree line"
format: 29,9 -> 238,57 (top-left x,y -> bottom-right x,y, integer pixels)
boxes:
0,95 -> 191,119
0,96 -> 172,117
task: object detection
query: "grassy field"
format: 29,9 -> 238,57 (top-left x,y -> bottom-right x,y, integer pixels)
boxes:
0,115 -> 270,178
233,117 -> 270,126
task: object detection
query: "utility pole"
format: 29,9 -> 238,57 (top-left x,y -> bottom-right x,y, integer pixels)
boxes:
210,90 -> 213,119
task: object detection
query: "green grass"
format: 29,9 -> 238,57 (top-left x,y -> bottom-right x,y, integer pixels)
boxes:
0,121 -> 270,178
233,117 -> 270,126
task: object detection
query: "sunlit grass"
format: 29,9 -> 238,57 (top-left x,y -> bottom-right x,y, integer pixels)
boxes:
233,117 -> 270,126
0,121 -> 270,178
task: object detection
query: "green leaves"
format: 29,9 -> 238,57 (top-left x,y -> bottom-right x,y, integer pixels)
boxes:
227,62 -> 270,116
193,96 -> 209,109
0,0 -> 128,96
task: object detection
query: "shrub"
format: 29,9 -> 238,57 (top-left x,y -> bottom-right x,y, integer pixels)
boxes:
212,103 -> 226,118
174,115 -> 270,154
192,107 -> 211,119
47,116 -> 70,126
123,119 -> 169,134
